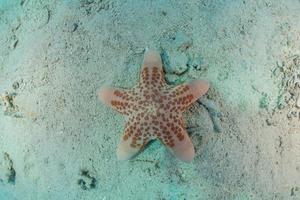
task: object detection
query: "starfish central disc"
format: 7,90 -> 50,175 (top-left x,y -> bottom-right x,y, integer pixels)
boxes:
145,103 -> 158,115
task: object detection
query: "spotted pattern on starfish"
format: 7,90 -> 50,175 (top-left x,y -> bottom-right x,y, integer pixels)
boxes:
99,49 -> 209,162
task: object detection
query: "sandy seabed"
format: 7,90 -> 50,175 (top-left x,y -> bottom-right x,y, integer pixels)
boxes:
0,0 -> 300,199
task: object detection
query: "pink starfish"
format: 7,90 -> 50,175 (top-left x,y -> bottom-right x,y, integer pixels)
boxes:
99,49 -> 209,162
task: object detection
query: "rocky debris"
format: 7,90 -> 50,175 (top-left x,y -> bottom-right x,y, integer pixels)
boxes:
20,0 -> 27,6
9,35 -> 18,50
12,81 -> 20,90
164,73 -> 186,85
296,95 -> 300,109
63,20 -> 80,33
187,54 -> 204,70
77,169 -> 97,190
160,31 -> 208,85
271,54 -> 300,120
0,91 -> 20,117
161,49 -> 189,75
160,31 -> 192,76
0,153 -> 16,185
291,186 -> 300,197
71,23 -> 78,32
79,0 -> 112,15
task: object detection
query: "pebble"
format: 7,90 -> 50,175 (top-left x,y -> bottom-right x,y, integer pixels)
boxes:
10,37 -> 18,49
161,49 -> 189,75
266,118 -> 275,126
12,81 -> 19,90
72,23 -> 78,32
168,52 -> 189,75
187,55 -> 204,70
165,74 -> 185,85
296,95 -> 300,108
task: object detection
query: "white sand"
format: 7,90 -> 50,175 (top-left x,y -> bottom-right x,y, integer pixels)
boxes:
1,0 -> 300,199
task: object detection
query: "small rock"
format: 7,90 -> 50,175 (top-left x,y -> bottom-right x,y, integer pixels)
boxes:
20,0 -> 26,6
287,110 -> 298,119
291,186 -> 299,196
97,2 -> 110,11
165,74 -> 186,85
187,55 -> 204,70
162,50 -> 189,75
277,97 -> 286,110
77,169 -> 97,190
0,153 -> 16,185
71,23 -> 78,32
296,95 -> 300,108
266,118 -> 274,126
12,81 -> 19,90
259,93 -> 269,109
10,37 -> 18,49
1,92 -> 20,117
169,52 -> 189,74
161,10 -> 167,16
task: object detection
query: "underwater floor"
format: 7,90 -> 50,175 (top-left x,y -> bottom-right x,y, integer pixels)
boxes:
0,0 -> 300,199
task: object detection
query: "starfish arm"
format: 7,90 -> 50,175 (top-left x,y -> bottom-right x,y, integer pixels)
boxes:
169,131 -> 195,162
159,120 -> 195,162
139,49 -> 165,88
116,120 -> 150,160
170,80 -> 209,111
98,87 -> 135,115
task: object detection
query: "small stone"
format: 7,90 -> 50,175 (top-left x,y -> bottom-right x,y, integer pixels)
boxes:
10,38 -> 18,49
1,92 -> 20,117
165,74 -> 185,85
12,81 -> 19,90
1,153 -> 16,185
259,93 -> 269,109
287,110 -> 298,119
296,95 -> 300,108
162,50 -> 189,75
187,55 -> 204,70
78,169 -> 96,190
20,0 -> 26,6
71,23 -> 78,32
266,118 -> 274,126
98,2 -> 110,11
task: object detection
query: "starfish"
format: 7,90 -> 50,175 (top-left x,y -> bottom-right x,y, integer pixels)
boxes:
98,49 -> 209,162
